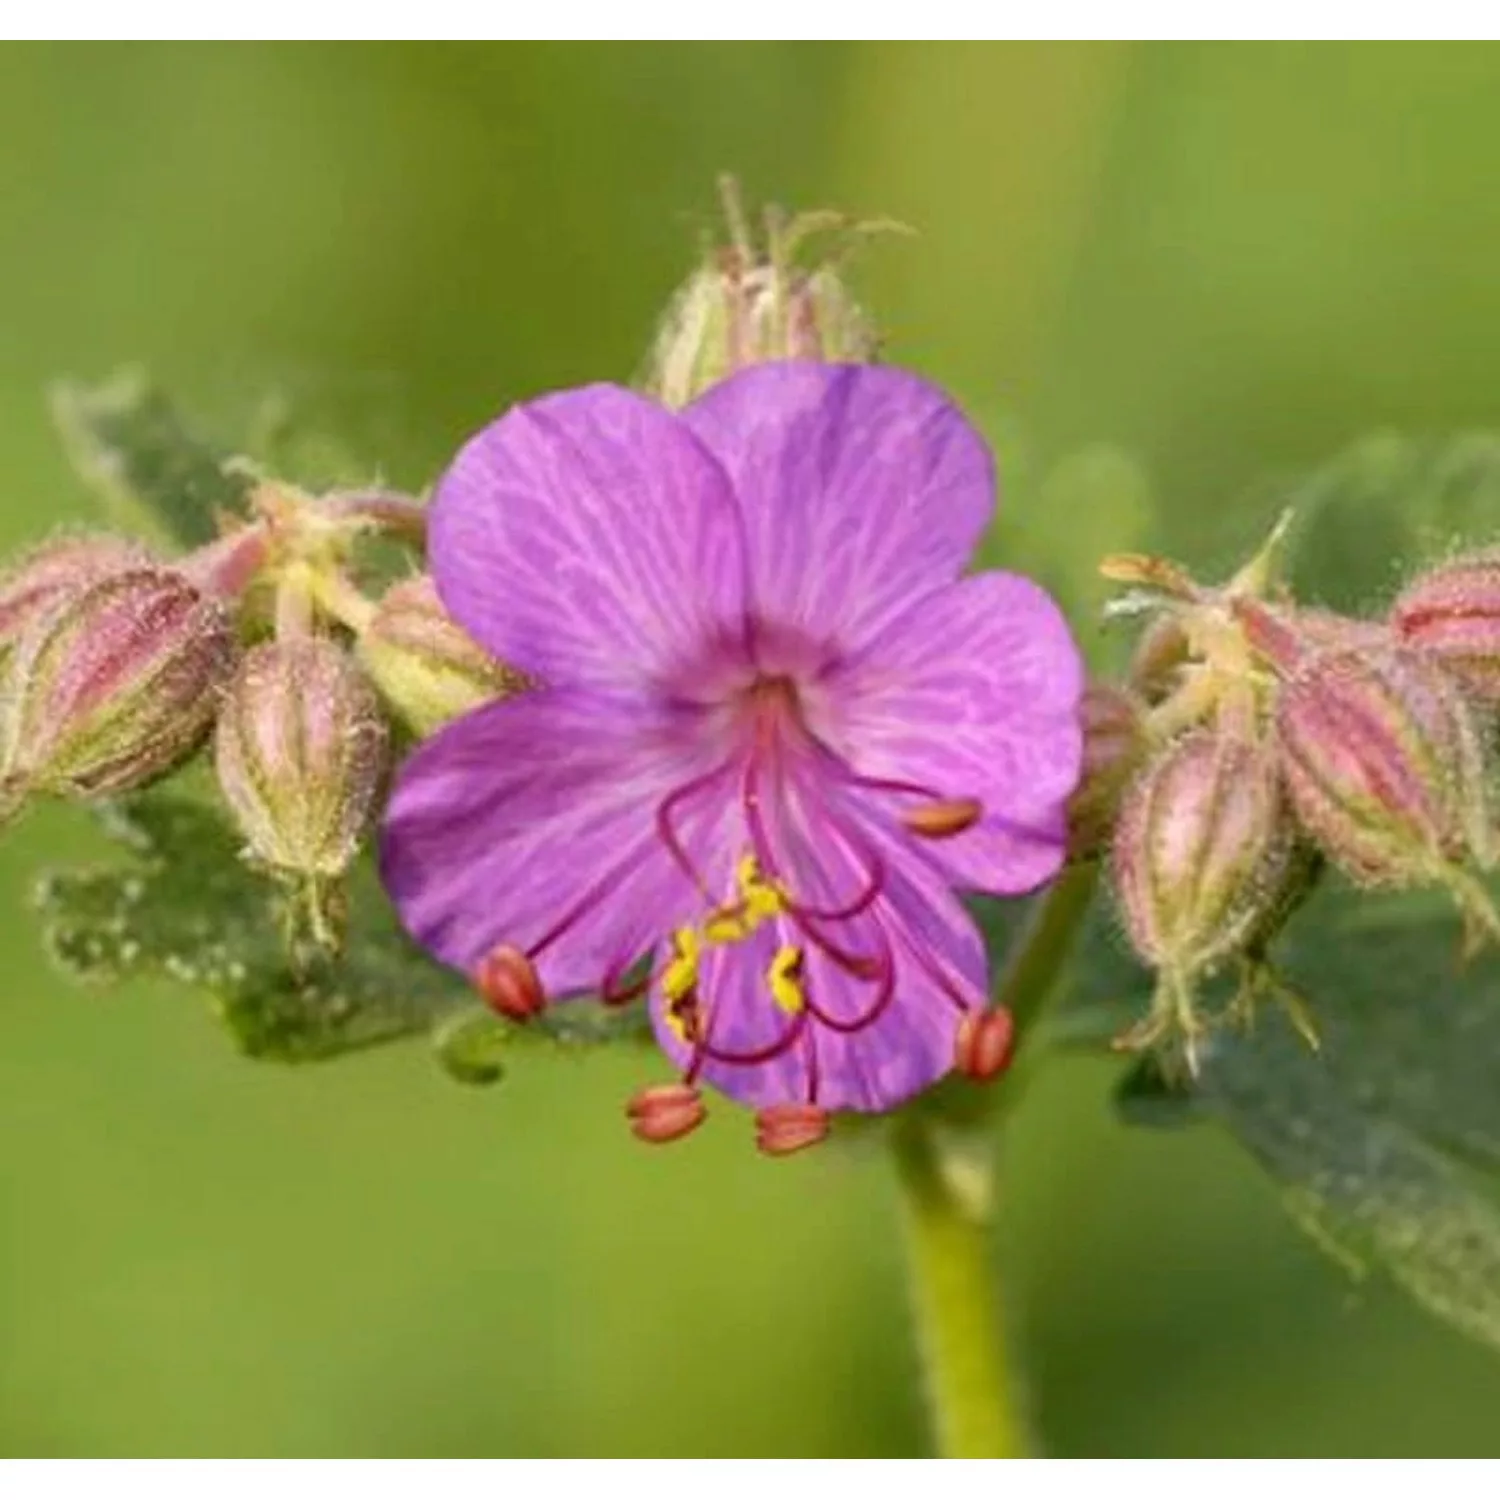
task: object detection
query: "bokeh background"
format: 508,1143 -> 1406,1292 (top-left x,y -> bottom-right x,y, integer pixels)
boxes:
3,41 -> 1500,1457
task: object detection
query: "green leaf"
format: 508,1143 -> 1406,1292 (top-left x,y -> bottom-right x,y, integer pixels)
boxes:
51,369 -> 253,549
33,789 -> 654,1068
1065,877 -> 1500,1352
1288,431 -> 1500,612
1112,1051 -> 1203,1130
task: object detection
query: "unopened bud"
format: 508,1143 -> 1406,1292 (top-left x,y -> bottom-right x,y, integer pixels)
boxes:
1067,683 -> 1149,860
0,533 -> 153,656
0,566 -> 235,808
1287,607 -> 1391,653
1113,728 -> 1288,977
1391,551 -> 1500,701
214,638 -> 388,881
1111,726 -> 1290,1069
357,575 -> 525,736
642,183 -> 882,408
1274,647 -> 1496,932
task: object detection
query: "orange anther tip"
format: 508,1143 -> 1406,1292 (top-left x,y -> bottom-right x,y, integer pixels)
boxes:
954,1008 -> 1015,1082
474,944 -> 545,1022
627,1083 -> 707,1144
903,797 -> 983,840
755,1103 -> 830,1157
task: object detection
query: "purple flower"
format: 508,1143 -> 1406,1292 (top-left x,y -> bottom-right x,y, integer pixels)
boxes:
381,363 -> 1083,1151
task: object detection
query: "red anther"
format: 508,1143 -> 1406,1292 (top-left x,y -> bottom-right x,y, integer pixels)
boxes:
626,1083 -> 707,1144
474,944 -> 545,1022
903,796 -> 983,840
754,1103 -> 830,1157
954,1007 -> 1016,1082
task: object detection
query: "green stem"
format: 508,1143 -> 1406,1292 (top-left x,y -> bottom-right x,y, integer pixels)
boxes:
893,861 -> 1102,1459
996,860 -> 1100,1045
895,1122 -> 1029,1458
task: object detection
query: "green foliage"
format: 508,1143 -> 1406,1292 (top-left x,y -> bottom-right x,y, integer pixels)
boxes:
35,791 -> 655,1069
36,792 -> 463,1061
1290,432 -> 1500,612
50,369 -> 253,550
1069,867 -> 1500,1354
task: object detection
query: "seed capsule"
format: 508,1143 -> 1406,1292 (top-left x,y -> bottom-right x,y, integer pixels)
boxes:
0,565 -> 235,809
1391,550 -> 1500,701
214,638 -> 388,880
357,574 -> 526,736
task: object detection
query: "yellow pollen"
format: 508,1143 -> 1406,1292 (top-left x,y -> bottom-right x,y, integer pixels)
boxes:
662,927 -> 701,1002
735,853 -> 788,925
703,905 -> 750,943
768,944 -> 806,1015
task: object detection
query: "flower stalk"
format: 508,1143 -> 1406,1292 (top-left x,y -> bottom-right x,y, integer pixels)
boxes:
894,1119 -> 1031,1459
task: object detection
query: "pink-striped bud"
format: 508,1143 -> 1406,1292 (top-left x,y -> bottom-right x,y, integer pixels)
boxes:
214,638 -> 388,880
356,574 -> 525,736
0,566 -> 235,808
1111,726 -> 1291,1068
641,182 -> 882,408
1275,646 -> 1493,893
1390,551 -> 1500,701
1112,727 -> 1289,978
0,533 -> 153,656
1287,607 -> 1391,654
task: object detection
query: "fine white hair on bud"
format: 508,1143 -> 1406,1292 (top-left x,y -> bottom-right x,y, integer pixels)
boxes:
0,565 -> 236,815
640,178 -> 888,409
214,637 -> 389,886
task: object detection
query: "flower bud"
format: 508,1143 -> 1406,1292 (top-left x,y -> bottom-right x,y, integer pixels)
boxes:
0,533 -> 153,656
644,257 -> 877,409
0,565 -> 235,807
1067,683 -> 1149,861
1391,551 -> 1500,701
641,182 -> 884,408
1287,607 -> 1391,653
1111,726 -> 1291,1069
214,638 -> 388,880
356,575 -> 525,736
1112,727 -> 1288,979
1235,597 -> 1389,677
1274,646 -> 1496,917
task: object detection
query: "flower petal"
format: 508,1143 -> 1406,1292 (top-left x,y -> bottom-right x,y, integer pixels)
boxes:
428,385 -> 747,692
649,769 -> 987,1112
682,363 -> 994,651
380,688 -> 732,995
829,571 -> 1085,895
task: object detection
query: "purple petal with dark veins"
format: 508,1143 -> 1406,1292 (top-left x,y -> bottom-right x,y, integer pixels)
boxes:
683,363 -> 994,653
428,384 -> 748,693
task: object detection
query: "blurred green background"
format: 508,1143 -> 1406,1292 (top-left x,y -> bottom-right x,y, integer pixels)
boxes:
3,41 -> 1500,1457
